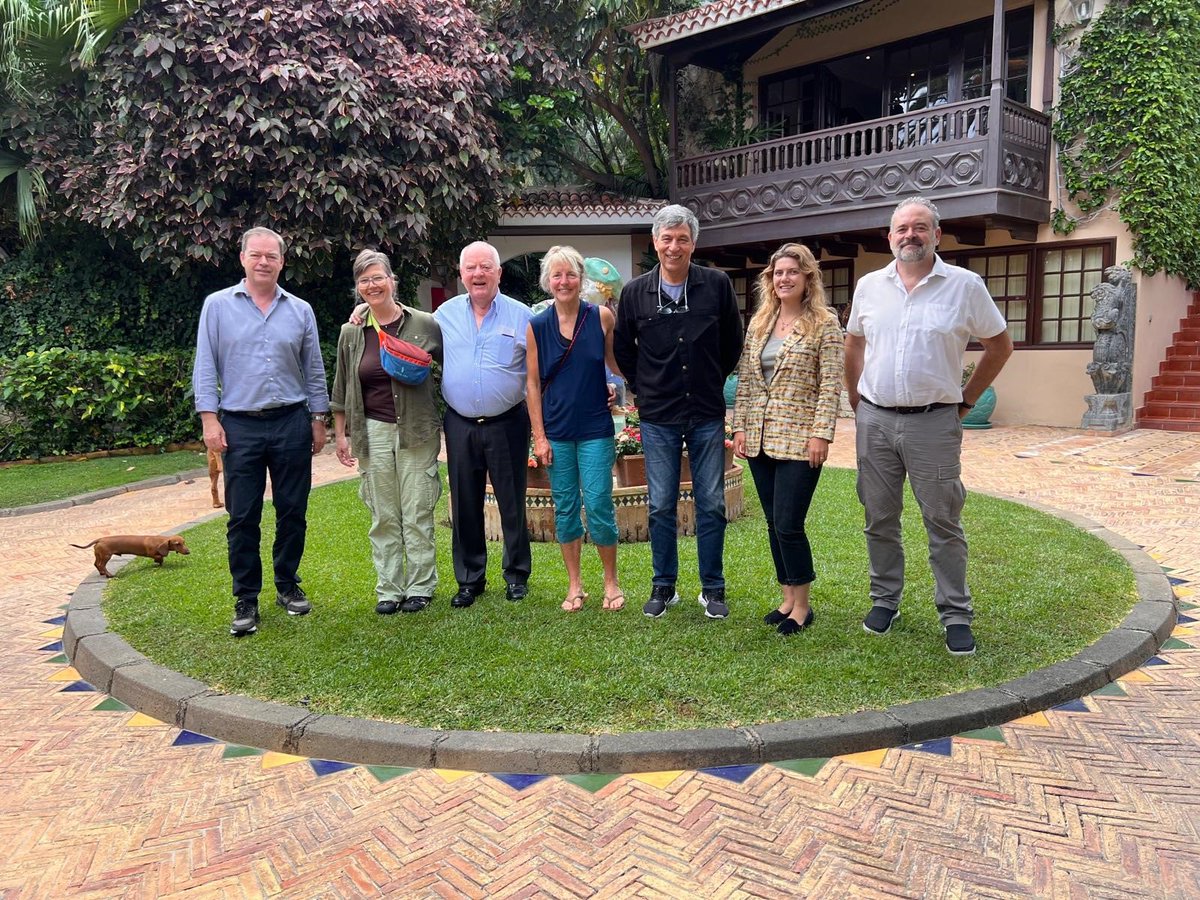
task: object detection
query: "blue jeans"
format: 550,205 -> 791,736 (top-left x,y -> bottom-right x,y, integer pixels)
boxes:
641,418 -> 726,590
547,437 -> 618,545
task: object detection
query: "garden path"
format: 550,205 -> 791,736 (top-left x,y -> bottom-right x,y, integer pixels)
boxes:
1,423 -> 1198,897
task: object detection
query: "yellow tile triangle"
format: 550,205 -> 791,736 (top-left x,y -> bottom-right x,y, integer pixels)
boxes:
261,751 -> 307,770
40,626 -> 64,639
628,770 -> 685,790
1119,669 -> 1154,684
126,712 -> 167,727
48,666 -> 81,682
1171,625 -> 1199,637
836,748 -> 889,768
432,768 -> 475,784
1174,586 -> 1196,598
1011,711 -> 1051,727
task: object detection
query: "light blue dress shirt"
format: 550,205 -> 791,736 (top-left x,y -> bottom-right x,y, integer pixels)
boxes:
434,292 -> 532,418
193,280 -> 329,414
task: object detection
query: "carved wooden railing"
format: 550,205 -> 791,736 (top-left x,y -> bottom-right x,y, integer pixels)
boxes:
674,96 -> 1049,200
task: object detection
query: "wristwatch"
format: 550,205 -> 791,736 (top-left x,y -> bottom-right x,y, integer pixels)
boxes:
958,400 -> 974,411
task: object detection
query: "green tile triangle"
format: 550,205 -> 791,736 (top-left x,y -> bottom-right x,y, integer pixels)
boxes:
771,757 -> 829,776
1161,637 -> 1192,650
958,726 -> 1006,742
93,697 -> 132,712
366,765 -> 415,783
1176,601 -> 1198,611
1092,682 -> 1128,696
561,773 -> 620,793
45,654 -> 68,664
222,744 -> 264,759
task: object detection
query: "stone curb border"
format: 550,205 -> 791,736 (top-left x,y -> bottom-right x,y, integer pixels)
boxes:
63,492 -> 1176,775
1,469 -> 211,518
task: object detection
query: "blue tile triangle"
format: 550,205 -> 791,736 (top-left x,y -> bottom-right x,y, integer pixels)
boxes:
60,680 -> 96,692
172,730 -> 218,746
1143,655 -> 1170,666
43,615 -> 66,625
1167,576 -> 1188,586
39,641 -> 63,652
1053,698 -> 1090,712
1175,613 -> 1197,624
698,764 -> 760,783
310,759 -> 356,777
492,773 -> 549,791
902,737 -> 954,756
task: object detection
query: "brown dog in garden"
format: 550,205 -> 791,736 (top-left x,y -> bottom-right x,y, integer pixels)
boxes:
70,535 -> 191,577
208,448 -> 223,507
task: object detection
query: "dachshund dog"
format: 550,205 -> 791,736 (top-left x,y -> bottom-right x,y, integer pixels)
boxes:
70,535 -> 191,577
208,448 -> 223,508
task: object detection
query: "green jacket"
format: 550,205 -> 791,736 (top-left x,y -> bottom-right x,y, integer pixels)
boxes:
330,306 -> 442,459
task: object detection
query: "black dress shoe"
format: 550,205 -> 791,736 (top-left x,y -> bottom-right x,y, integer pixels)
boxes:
505,582 -> 528,602
763,609 -> 789,626
375,599 -> 400,615
400,595 -> 432,613
451,585 -> 482,608
778,608 -> 815,636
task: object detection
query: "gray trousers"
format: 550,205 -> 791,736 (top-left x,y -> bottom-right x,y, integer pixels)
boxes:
854,401 -> 972,625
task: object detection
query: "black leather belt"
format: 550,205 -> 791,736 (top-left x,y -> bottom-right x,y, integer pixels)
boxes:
224,401 -> 305,419
454,402 -> 525,425
863,397 -> 955,415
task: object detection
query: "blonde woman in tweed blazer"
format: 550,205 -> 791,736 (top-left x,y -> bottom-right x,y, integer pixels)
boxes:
731,243 -> 844,635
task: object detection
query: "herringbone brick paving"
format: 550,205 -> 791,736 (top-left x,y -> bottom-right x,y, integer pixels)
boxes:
2,425 -> 1199,897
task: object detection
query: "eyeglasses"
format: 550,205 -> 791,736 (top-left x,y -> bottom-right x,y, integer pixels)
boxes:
357,275 -> 391,287
462,263 -> 497,275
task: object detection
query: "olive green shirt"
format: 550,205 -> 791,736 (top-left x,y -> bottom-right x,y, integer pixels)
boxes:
330,306 -> 442,459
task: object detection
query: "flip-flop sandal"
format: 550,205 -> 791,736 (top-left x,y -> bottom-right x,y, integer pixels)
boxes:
603,592 -> 626,611
561,592 -> 588,612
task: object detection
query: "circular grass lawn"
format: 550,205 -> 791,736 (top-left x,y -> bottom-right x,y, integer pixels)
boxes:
103,465 -> 1135,734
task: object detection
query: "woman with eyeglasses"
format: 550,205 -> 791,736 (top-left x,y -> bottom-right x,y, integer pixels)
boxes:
331,249 -> 444,616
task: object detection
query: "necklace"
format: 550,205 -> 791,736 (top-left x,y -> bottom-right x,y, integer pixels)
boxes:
776,313 -> 798,332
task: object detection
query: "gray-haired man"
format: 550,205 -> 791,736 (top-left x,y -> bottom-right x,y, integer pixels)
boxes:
613,205 -> 744,621
844,197 -> 1013,656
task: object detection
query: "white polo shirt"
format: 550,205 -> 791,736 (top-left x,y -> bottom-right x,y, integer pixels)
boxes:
847,255 -> 1007,407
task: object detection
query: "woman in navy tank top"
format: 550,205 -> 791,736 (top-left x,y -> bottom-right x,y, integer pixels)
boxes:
526,246 -> 625,612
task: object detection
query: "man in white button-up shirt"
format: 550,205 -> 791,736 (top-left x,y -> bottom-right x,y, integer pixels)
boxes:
844,197 -> 1013,656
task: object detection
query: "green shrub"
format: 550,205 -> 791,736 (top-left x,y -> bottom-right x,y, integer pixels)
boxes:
0,347 -> 197,459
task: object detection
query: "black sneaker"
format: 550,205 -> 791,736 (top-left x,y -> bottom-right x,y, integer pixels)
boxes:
862,605 -> 899,635
698,588 -> 729,620
230,598 -> 259,636
400,595 -> 432,613
276,587 -> 312,616
643,584 -> 679,618
945,623 -> 977,656
505,582 -> 529,602
375,599 -> 400,615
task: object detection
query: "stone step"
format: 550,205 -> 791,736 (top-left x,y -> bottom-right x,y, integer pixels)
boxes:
1136,414 -> 1200,432
1141,400 -> 1200,419
1159,356 -> 1200,373
1152,371 -> 1200,387
1144,386 -> 1200,403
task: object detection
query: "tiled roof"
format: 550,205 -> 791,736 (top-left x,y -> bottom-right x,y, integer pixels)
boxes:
502,190 -> 665,220
630,0 -> 804,50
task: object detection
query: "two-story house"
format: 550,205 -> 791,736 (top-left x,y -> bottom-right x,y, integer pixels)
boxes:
630,0 -> 1196,429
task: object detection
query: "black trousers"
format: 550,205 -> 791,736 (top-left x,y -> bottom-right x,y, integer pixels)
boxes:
746,451 -> 823,586
221,404 -> 312,601
444,404 -> 531,590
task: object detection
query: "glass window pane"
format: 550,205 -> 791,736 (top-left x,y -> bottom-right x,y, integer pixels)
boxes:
1065,248 -> 1083,271
1044,250 -> 1061,272
968,258 -> 987,275
1010,299 -> 1028,322
1083,269 -> 1101,293
1009,275 -> 1027,294
1084,246 -> 1103,269
1064,272 -> 1081,297
1061,320 -> 1079,342
1009,255 -> 1027,275
987,256 -> 1007,277
1081,320 -> 1096,342
988,277 -> 1006,295
1041,321 -> 1059,343
1043,297 -> 1060,318
1010,321 -> 1027,342
1043,274 -> 1061,296
1063,296 -> 1080,319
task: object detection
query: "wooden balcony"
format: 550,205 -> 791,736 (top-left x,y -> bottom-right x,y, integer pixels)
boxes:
674,95 -> 1051,248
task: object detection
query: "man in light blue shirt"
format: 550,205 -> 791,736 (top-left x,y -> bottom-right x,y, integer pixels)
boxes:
435,241 -> 533,608
194,227 -> 330,637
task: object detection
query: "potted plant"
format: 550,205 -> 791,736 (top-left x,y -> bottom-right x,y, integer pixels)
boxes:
960,362 -> 997,429
613,407 -> 646,486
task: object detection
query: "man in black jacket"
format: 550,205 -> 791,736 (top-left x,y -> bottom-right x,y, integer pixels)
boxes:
613,204 -> 744,620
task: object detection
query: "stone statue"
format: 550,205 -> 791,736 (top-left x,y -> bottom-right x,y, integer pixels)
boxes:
1081,265 -> 1136,430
